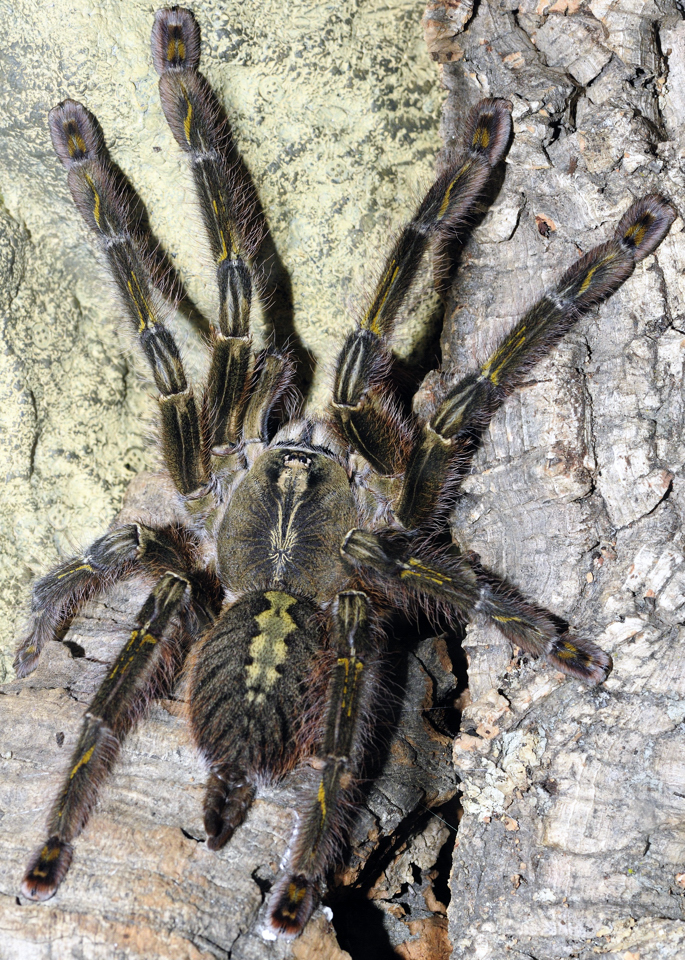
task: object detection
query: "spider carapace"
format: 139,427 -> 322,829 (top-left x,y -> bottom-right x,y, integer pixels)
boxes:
15,5 -> 675,939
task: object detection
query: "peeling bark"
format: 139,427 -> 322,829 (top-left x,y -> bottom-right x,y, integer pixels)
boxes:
435,1 -> 685,957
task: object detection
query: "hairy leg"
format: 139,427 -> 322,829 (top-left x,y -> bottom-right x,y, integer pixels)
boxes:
332,98 -> 513,475
269,590 -> 376,937
21,572 -> 192,901
14,523 -> 220,677
152,9 -> 291,459
396,195 -> 676,528
342,529 -> 611,684
49,100 -> 207,495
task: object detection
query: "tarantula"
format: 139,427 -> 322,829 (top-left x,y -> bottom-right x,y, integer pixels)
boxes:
15,4 -> 675,940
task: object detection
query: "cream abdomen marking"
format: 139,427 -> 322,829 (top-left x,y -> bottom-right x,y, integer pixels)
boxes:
245,591 -> 298,704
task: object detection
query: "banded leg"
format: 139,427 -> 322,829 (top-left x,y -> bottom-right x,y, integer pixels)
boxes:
342,529 -> 611,684
14,523 -> 220,678
397,195 -> 676,528
15,526 -> 140,678
332,99 -> 512,475
152,9 -> 263,454
21,572 -> 190,901
242,350 -> 296,446
269,591 -> 375,937
48,100 -> 207,496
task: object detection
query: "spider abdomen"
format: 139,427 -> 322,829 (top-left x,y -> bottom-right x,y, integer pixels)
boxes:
189,590 -> 322,775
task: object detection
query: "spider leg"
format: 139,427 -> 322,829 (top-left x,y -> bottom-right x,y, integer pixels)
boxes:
241,349 -> 295,446
152,9 -> 288,457
269,591 -> 375,937
48,100 -> 207,497
14,523 -> 220,677
332,98 -> 512,475
342,529 -> 611,684
396,195 -> 676,528
20,571 -> 192,901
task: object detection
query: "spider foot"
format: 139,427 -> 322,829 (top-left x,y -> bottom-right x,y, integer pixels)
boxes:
13,620 -> 48,678
617,194 -> 676,262
21,837 -> 73,902
546,635 -> 612,685
267,874 -> 315,939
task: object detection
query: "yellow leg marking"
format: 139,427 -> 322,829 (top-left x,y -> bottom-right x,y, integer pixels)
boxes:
624,219 -> 650,247
182,86 -> 193,144
493,614 -> 522,624
437,161 -> 471,220
400,568 -> 448,586
167,38 -> 185,62
69,744 -> 95,779
126,270 -> 155,333
211,199 -> 230,263
84,174 -> 101,228
481,326 -> 527,386
67,131 -> 86,158
578,251 -> 619,294
361,260 -> 399,334
399,557 -> 448,586
56,563 -> 93,580
579,264 -> 599,294
109,627 -> 147,679
317,779 -> 327,822
40,844 -> 62,863
472,124 -> 490,150
336,657 -> 363,717
555,641 -> 583,660
337,656 -> 350,712
288,881 -> 307,905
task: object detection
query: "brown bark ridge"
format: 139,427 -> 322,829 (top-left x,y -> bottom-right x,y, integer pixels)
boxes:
432,1 -> 685,957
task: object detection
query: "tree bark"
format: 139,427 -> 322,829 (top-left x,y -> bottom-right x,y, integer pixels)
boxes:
431,1 -> 685,957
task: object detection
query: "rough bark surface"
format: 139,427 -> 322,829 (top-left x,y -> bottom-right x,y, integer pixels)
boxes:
434,1 -> 685,957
